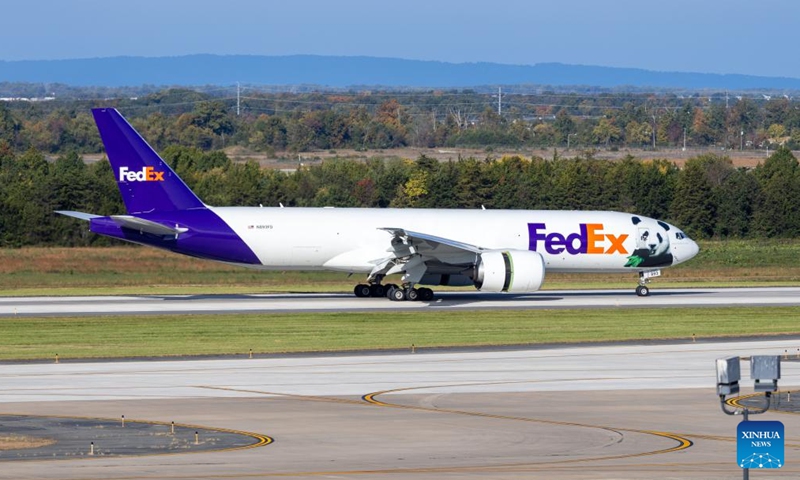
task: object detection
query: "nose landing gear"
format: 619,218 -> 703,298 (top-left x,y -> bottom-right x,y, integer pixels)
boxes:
635,270 -> 661,297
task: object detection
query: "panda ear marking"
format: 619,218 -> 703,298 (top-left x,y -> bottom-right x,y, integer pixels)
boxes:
657,221 -> 671,231
632,216 -> 642,225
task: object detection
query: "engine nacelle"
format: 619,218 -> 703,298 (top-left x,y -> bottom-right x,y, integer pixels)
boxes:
474,250 -> 545,293
419,273 -> 474,287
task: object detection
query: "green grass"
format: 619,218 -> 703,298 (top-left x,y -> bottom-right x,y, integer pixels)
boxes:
2,307 -> 799,361
2,238 -> 800,296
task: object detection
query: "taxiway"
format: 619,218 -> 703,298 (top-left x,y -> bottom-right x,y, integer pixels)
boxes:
1,339 -> 800,478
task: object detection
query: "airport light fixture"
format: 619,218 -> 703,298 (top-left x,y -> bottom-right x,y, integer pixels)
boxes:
716,356 -> 741,396
751,355 -> 780,393
718,355 -> 779,415
717,355 -> 783,478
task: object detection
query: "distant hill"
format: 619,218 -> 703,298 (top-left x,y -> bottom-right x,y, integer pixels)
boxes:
2,54 -> 800,90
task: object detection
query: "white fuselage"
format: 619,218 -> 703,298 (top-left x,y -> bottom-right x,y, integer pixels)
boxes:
211,207 -> 699,274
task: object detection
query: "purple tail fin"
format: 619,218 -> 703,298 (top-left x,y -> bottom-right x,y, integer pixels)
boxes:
92,108 -> 205,213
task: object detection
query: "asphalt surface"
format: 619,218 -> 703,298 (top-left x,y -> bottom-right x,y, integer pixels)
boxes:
0,415 -> 266,460
1,287 -> 799,317
1,340 -> 800,478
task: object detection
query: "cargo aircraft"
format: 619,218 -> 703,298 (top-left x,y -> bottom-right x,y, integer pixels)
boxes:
58,109 -> 699,301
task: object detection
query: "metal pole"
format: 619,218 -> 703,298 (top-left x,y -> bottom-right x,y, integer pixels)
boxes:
743,409 -> 749,480
497,87 -> 502,116
652,114 -> 656,149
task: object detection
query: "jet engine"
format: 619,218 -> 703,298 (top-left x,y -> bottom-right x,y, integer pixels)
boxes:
474,250 -> 545,293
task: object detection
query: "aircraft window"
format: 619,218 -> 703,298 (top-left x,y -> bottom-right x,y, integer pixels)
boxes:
675,232 -> 686,240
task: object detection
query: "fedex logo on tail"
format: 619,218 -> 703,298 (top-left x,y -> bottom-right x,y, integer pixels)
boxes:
528,223 -> 629,255
119,166 -> 165,182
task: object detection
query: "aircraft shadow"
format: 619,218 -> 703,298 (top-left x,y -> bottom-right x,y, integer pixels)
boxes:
151,289 -> 709,304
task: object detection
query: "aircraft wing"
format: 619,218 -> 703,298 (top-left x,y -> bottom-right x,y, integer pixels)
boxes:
379,227 -> 483,256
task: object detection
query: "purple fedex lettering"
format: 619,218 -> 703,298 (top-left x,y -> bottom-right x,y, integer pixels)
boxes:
567,225 -> 587,255
529,223 -> 588,254
528,223 -> 628,255
528,223 -> 548,252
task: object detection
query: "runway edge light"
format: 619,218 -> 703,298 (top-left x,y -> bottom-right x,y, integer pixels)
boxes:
717,356 -> 741,396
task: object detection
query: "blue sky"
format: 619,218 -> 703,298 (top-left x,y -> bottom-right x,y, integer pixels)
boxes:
2,0 -> 796,78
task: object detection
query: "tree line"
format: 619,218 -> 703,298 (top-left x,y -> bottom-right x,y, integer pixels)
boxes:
3,88 -> 800,154
1,141 -> 798,247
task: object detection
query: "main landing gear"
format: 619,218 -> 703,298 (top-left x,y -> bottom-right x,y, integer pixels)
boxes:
353,283 -> 434,302
387,285 -> 434,302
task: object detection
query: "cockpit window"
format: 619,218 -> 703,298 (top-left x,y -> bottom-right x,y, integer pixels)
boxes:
675,232 -> 686,240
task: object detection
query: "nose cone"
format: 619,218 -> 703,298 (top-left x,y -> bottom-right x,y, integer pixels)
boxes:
687,240 -> 700,260
673,239 -> 700,264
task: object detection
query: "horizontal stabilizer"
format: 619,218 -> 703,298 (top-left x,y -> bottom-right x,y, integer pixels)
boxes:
55,210 -> 102,221
111,215 -> 189,236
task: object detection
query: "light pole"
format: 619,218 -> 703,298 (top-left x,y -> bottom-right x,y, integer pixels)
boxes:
741,129 -> 744,151
717,355 -> 783,479
567,133 -> 576,150
683,128 -> 687,152
652,114 -> 657,149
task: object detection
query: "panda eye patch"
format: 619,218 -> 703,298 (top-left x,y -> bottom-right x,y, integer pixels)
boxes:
657,233 -> 663,243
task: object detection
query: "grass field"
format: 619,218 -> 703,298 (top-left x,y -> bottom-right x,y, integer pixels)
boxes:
2,239 -> 800,296
1,241 -> 798,360
1,307 -> 799,361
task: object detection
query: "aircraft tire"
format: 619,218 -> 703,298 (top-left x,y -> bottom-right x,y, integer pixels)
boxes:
418,288 -> 434,301
636,285 -> 650,297
389,286 -> 406,301
406,288 -> 420,301
354,284 -> 371,298
370,284 -> 386,297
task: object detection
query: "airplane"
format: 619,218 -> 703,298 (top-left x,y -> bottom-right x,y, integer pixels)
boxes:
58,108 -> 700,300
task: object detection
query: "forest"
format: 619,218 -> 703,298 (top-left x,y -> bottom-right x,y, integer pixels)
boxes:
1,87 -> 800,247
2,87 -> 800,154
1,140 -> 798,246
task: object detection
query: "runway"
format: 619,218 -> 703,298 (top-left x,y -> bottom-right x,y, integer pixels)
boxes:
1,286 -> 799,317
1,339 -> 800,478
